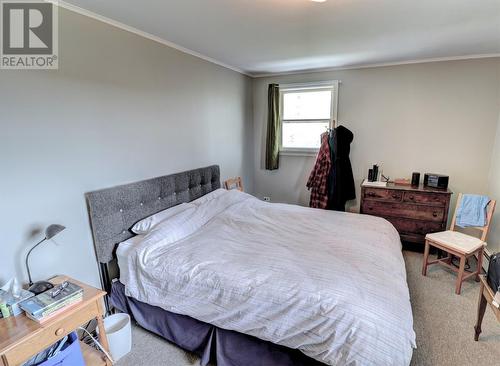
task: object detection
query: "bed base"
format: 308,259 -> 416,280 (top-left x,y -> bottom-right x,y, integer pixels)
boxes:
111,281 -> 323,366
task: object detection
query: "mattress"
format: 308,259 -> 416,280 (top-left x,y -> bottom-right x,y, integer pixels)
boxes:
117,189 -> 416,365
116,234 -> 143,272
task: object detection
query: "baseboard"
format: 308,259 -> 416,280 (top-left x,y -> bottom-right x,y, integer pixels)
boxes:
482,248 -> 492,272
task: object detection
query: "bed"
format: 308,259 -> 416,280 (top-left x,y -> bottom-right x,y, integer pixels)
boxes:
86,165 -> 416,366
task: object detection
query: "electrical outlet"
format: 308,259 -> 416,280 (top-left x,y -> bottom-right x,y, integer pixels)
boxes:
263,196 -> 271,202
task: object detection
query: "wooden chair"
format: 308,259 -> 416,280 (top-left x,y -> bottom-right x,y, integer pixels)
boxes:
422,193 -> 496,295
223,177 -> 244,192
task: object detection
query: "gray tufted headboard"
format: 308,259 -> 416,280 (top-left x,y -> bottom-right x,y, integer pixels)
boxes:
85,165 -> 221,293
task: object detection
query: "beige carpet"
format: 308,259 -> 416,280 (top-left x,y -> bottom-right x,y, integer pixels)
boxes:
116,251 -> 499,366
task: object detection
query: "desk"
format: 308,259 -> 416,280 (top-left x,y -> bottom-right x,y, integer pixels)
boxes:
474,275 -> 500,341
0,275 -> 111,366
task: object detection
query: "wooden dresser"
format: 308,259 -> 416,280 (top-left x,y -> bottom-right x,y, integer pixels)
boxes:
360,183 -> 452,244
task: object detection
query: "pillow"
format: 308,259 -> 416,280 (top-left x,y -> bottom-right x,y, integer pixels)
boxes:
191,188 -> 227,206
140,207 -> 205,263
132,203 -> 195,234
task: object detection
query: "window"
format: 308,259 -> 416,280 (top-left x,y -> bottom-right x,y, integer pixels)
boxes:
280,81 -> 338,154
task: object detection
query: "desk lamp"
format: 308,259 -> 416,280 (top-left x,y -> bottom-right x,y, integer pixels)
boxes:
25,224 -> 65,295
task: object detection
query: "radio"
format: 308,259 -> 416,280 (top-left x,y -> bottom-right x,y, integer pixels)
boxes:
423,173 -> 449,189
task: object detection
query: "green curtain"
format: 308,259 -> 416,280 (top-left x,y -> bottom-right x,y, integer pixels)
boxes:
265,83 -> 280,170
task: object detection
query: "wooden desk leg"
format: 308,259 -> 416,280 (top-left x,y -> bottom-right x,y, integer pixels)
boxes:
96,300 -> 112,364
474,282 -> 487,341
475,248 -> 484,282
422,240 -> 430,276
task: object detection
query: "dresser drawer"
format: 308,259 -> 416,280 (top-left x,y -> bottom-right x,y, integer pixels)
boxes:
385,217 -> 444,236
362,201 -> 445,222
363,188 -> 402,202
403,191 -> 448,206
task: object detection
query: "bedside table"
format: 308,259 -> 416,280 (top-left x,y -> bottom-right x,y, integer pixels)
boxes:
0,275 -> 111,366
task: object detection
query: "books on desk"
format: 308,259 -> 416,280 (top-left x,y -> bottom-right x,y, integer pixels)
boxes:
20,281 -> 83,324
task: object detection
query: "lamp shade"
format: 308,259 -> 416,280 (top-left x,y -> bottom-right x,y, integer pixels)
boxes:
45,224 -> 65,240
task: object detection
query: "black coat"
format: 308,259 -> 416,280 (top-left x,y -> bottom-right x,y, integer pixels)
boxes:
327,125 -> 356,211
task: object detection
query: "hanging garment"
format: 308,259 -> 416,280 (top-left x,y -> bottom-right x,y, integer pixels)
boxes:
326,129 -> 337,208
328,125 -> 356,211
306,132 -> 331,209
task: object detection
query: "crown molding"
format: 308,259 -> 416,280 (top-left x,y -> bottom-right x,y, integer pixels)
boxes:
251,53 -> 500,78
48,0 -> 251,76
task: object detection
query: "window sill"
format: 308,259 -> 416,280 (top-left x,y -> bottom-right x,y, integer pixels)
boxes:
280,149 -> 318,157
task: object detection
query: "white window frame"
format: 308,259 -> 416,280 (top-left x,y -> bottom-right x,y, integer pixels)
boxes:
279,80 -> 339,156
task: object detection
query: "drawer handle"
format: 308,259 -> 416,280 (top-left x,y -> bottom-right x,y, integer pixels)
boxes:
432,211 -> 438,217
368,192 -> 375,197
409,195 -> 414,200
55,328 -> 65,336
368,207 -> 373,211
392,194 -> 398,199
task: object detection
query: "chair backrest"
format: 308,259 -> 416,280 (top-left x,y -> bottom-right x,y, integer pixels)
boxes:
223,177 -> 244,192
450,193 -> 496,241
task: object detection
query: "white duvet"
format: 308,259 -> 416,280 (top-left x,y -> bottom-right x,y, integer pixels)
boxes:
118,190 -> 416,366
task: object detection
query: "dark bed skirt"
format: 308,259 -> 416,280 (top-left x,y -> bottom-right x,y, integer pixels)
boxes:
111,281 -> 323,366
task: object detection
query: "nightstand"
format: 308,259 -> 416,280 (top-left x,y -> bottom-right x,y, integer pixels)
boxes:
0,275 -> 111,366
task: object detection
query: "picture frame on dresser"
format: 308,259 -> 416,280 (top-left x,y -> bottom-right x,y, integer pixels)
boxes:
360,182 -> 452,246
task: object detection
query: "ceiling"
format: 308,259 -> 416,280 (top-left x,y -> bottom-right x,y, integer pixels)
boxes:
64,0 -> 500,76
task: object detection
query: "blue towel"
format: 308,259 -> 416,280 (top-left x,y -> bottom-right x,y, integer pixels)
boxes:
455,194 -> 490,228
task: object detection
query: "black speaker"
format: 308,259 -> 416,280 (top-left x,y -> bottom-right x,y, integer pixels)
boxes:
372,165 -> 379,182
411,172 -> 420,187
368,169 -> 374,182
423,173 -> 449,189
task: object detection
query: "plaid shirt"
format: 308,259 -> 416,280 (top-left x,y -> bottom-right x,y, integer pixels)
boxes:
306,132 -> 331,209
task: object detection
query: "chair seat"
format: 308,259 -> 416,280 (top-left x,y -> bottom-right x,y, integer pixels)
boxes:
426,230 -> 486,255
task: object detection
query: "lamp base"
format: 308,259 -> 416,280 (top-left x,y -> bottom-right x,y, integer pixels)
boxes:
28,281 -> 54,295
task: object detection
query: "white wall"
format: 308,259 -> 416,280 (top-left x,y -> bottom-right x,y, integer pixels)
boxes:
0,9 -> 253,287
487,109 -> 500,253
253,59 -> 500,214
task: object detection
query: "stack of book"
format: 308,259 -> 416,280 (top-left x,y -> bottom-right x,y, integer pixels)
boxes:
20,282 -> 83,324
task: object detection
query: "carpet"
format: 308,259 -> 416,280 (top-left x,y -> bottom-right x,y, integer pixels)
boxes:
115,251 -> 499,366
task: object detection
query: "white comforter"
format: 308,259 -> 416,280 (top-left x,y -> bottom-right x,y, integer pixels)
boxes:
118,190 -> 416,366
